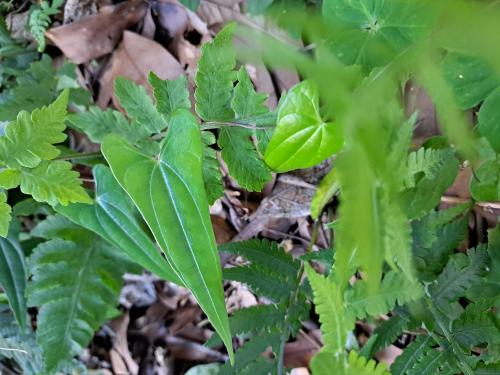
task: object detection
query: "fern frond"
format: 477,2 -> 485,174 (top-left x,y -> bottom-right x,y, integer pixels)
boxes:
347,350 -> 390,375
0,192 -> 12,237
391,336 -> 434,375
29,0 -> 64,52
311,350 -> 390,375
26,237 -> 125,373
219,239 -> 300,280
404,148 -> 450,189
206,304 -> 284,347
430,246 -> 489,314
362,314 -> 409,357
223,265 -> 292,302
218,333 -> 280,375
406,346 -> 447,375
195,23 -> 236,121
0,89 -> 68,169
452,302 -> 500,349
306,265 -> 354,356
346,271 -> 423,319
149,72 -> 191,121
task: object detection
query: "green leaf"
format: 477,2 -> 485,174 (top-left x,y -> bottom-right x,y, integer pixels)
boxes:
223,265 -> 292,302
264,80 -> 343,172
406,346 -> 446,375
179,0 -> 200,11
19,160 -> 92,206
219,333 -> 280,375
207,304 -> 284,347
322,0 -> 433,69
452,302 -> 500,349
311,167 -> 339,219
232,67 -> 269,120
56,165 -> 182,284
470,158 -> 500,202
67,106 -> 150,144
0,192 -> 12,237
430,246 -> 489,315
27,237 -> 125,373
201,131 -> 224,204
390,336 -> 434,375
195,23 -> 236,121
443,53 -> 499,110
0,229 -> 27,330
478,87 -> 500,153
219,239 -> 300,280
363,314 -> 408,357
247,0 -> 274,15
0,89 -> 68,168
114,77 -> 166,134
306,265 -> 354,356
149,72 -> 191,121
218,126 -> 272,191
101,109 -> 233,362
0,168 -> 21,189
346,271 -> 423,319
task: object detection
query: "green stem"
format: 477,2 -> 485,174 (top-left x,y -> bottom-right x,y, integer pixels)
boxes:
201,121 -> 268,131
54,151 -> 102,161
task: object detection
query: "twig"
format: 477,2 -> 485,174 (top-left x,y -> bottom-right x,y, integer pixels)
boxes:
53,151 -> 102,161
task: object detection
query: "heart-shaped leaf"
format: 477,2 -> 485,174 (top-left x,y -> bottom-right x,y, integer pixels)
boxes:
101,109 -> 233,361
264,80 -> 343,172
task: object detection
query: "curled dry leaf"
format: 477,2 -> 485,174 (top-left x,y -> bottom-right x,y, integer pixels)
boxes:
196,0 -> 242,27
46,0 -> 148,64
110,314 -> 139,375
98,31 -> 184,108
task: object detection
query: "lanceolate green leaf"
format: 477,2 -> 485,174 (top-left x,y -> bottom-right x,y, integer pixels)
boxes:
264,80 -> 343,172
0,89 -> 68,169
114,77 -> 166,134
101,109 -> 233,361
0,229 -> 27,330
195,23 -> 236,121
149,72 -> 191,121
56,165 -> 182,284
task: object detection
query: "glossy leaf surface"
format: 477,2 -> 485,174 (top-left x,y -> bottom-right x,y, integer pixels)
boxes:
101,109 -> 233,361
56,165 -> 182,284
264,80 -> 342,172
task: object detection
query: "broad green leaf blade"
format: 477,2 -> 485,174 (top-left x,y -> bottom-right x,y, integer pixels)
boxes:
56,165 -> 182,284
443,53 -> 499,110
0,90 -> 68,168
0,192 -> 12,237
195,23 -> 236,121
101,109 -> 233,361
149,72 -> 191,121
201,131 -> 224,204
67,106 -> 150,144
322,0 -> 434,69
20,160 -> 92,206
114,77 -> 166,134
264,80 -> 343,172
0,230 -> 27,330
27,237 -> 125,373
478,87 -> 500,153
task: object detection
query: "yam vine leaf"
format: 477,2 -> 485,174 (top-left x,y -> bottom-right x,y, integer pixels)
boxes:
27,234 -> 126,373
56,164 -> 182,284
264,80 -> 343,172
101,109 -> 233,361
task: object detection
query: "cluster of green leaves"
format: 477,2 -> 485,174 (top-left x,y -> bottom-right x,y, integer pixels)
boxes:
28,0 -> 64,52
207,239 -> 310,374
